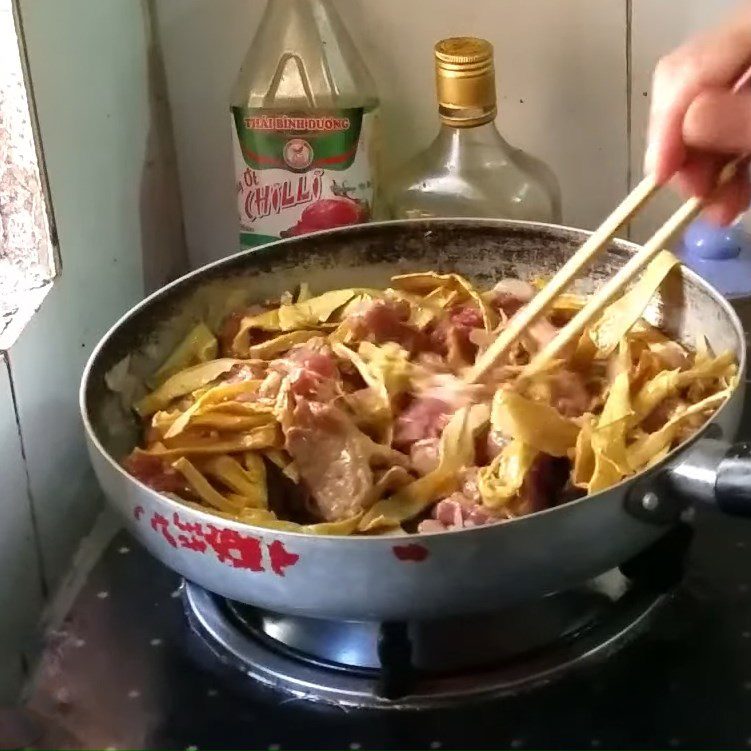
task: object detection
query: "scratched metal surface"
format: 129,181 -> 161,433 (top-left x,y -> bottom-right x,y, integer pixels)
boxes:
81,219 -> 747,623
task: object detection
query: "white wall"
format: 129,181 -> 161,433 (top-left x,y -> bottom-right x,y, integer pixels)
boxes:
156,0 -> 751,265
0,0 -> 186,700
156,0 -> 631,268
0,354 -> 42,700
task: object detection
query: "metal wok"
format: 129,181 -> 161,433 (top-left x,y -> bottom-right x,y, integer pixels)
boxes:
80,219 -> 751,622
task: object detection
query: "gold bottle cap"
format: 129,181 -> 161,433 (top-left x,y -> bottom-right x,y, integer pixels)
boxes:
434,37 -> 496,127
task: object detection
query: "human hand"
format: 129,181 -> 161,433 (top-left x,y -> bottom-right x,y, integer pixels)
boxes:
645,4 -> 751,224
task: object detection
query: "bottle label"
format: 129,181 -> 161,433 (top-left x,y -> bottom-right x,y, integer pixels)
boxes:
231,107 -> 376,247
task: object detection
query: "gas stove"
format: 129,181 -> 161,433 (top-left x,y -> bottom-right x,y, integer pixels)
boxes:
14,508 -> 751,750
181,528 -> 684,710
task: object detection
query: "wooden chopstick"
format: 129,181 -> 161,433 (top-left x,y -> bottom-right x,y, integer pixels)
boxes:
465,173 -> 659,384
521,158 -> 743,378
465,65 -> 751,386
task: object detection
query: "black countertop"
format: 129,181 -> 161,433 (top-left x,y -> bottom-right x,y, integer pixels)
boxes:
15,509 -> 751,750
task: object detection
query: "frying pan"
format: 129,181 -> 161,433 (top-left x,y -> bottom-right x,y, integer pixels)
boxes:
80,219 -> 751,622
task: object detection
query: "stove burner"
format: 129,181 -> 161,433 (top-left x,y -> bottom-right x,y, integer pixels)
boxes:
183,526 -> 693,709
183,573 -> 665,709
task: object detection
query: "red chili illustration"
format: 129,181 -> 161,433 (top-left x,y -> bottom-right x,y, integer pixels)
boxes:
280,196 -> 368,237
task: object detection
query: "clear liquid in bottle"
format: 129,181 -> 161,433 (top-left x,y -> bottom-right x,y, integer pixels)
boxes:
384,37 -> 561,223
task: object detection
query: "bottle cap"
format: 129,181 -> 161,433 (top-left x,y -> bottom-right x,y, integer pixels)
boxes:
434,37 -> 496,127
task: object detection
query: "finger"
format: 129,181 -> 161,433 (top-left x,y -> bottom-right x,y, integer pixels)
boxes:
684,89 -> 751,154
645,63 -> 693,181
644,19 -> 751,182
672,153 -> 723,199
701,167 -> 751,225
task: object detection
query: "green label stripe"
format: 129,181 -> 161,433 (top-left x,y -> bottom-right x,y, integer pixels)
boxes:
241,142 -> 359,169
240,231 -> 279,247
233,107 -> 363,172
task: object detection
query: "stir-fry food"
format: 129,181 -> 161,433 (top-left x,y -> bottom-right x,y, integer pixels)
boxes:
123,251 -> 737,535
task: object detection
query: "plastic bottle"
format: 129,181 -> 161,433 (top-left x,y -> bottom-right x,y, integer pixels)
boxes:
231,0 -> 380,247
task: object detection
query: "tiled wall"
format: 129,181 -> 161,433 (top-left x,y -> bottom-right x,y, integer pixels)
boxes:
0,0 -> 743,702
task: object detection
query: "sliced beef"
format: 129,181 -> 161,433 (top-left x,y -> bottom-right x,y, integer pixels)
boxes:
548,369 -> 592,418
394,397 -> 450,446
283,400 -> 414,522
429,303 -> 484,360
272,340 -> 340,402
394,371 -> 487,449
346,298 -> 431,353
434,493 -> 498,528
410,437 -> 441,476
416,468 -> 499,533
418,494 -> 499,533
519,454 -> 572,514
488,278 -> 535,316
123,453 -> 190,496
485,428 -> 510,460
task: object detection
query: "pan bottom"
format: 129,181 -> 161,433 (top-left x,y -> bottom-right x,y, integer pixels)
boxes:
183,525 -> 693,707
183,571 -> 668,709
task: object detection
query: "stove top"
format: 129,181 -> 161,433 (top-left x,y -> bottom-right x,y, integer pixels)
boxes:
183,565 -> 667,709
16,508 -> 751,750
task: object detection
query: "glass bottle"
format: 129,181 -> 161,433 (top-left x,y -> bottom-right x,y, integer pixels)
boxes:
231,0 -> 380,248
384,37 -> 561,223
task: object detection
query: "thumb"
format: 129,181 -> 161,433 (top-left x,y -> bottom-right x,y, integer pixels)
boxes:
684,89 -> 751,154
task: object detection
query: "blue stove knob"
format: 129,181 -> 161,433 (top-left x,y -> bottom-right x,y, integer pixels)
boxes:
683,218 -> 746,260
678,218 -> 751,299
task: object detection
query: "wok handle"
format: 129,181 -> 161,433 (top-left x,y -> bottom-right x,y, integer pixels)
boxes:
715,441 -> 751,516
627,438 -> 751,523
666,438 -> 751,518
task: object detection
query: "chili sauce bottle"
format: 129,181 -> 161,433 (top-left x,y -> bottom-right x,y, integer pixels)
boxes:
231,0 -> 380,248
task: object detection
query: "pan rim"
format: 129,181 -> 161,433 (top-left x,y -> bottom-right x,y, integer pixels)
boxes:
79,217 -> 747,542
